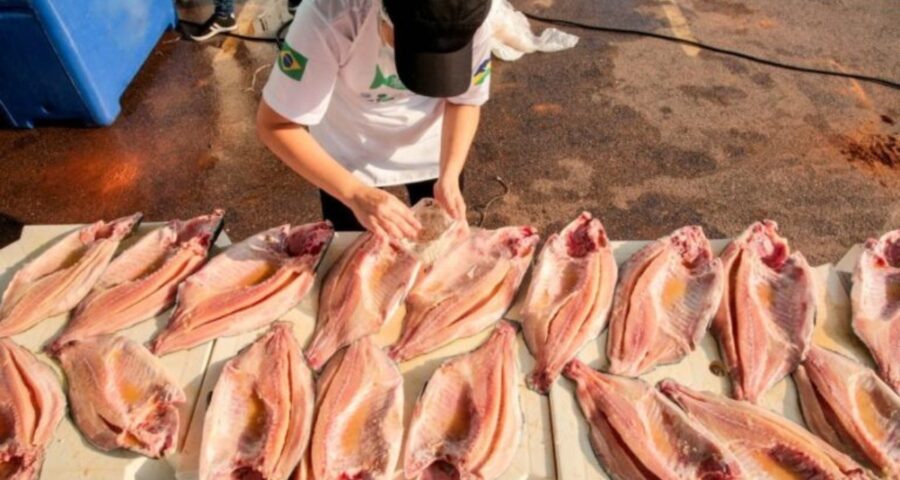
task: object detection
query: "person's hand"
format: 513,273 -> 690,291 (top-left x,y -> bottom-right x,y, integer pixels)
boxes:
346,185 -> 422,239
434,175 -> 466,220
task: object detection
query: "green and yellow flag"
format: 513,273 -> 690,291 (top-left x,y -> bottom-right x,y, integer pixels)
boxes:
278,43 -> 308,81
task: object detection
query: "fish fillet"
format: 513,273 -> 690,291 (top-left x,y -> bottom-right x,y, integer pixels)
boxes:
0,213 -> 142,338
711,220 -> 815,403
403,321 -> 522,480
50,210 -> 224,352
607,226 -> 724,377
659,379 -> 866,479
521,212 -> 617,393
564,360 -> 743,479
306,200 -> 466,371
200,322 -> 314,480
150,221 -> 333,355
57,335 -> 185,458
851,229 -> 900,393
793,345 -> 900,476
389,226 -> 538,362
310,337 -> 403,479
306,235 -> 420,371
0,340 -> 65,480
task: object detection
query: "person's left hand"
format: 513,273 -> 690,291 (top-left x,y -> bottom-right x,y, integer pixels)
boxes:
434,175 -> 466,220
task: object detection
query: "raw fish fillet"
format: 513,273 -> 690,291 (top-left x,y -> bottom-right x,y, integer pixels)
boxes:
0,213 -> 142,338
606,226 -> 724,377
564,360 -> 743,479
659,380 -> 866,479
389,226 -> 538,362
57,335 -> 184,458
50,210 -> 224,352
306,235 -> 419,371
851,229 -> 900,393
793,345 -> 900,476
306,200 -> 466,370
150,222 -> 333,355
711,220 -> 815,403
200,322 -> 314,480
403,321 -> 522,480
310,337 -> 403,480
521,212 -> 617,393
0,339 -> 65,480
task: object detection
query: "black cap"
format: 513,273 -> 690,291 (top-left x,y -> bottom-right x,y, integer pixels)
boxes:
383,0 -> 490,98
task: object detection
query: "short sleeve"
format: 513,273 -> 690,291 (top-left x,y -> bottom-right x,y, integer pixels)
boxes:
261,1 -> 342,125
448,22 -> 492,106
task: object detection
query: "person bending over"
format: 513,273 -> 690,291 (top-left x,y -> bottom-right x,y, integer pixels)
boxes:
256,0 -> 492,238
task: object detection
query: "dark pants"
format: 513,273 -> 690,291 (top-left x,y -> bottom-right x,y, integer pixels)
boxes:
214,0 -> 233,16
320,176 -> 463,231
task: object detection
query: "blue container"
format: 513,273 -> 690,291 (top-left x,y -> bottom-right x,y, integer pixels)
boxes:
0,0 -> 177,127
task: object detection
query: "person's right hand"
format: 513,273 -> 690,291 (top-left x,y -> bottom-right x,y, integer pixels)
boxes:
346,185 -> 422,239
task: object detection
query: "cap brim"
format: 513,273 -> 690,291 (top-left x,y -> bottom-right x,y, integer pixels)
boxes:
394,36 -> 472,98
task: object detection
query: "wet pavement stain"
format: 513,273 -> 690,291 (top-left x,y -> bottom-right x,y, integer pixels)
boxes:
678,85 -> 749,106
605,192 -> 727,239
841,133 -> 899,169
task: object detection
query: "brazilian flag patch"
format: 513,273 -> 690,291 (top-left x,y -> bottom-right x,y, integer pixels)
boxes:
473,58 -> 491,86
278,43 -> 308,81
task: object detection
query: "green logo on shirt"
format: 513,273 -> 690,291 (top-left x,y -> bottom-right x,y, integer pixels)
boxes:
370,65 -> 406,90
278,43 -> 308,81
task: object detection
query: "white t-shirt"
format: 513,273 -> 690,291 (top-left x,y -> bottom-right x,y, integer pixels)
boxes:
262,0 -> 493,186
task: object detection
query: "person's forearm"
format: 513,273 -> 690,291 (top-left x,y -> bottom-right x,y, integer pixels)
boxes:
440,103 -> 480,179
256,101 -> 363,203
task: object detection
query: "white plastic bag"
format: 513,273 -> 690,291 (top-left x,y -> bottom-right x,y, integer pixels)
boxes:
489,0 -> 579,61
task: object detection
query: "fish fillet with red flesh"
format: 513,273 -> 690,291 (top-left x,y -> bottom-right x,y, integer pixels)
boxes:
389,226 -> 538,362
200,322 -> 314,480
0,339 -> 65,480
712,220 -> 815,403
0,213 -> 142,338
306,235 -> 420,371
794,345 -> 900,476
607,226 -> 724,377
306,200 -> 466,371
403,321 -> 522,480
521,212 -> 617,394
660,379 -> 866,479
310,337 -> 403,480
50,210 -> 224,352
564,360 -> 743,479
150,221 -> 333,355
57,335 -> 185,458
851,229 -> 900,393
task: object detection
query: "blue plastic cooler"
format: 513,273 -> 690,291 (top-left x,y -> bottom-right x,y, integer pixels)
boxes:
0,0 -> 177,127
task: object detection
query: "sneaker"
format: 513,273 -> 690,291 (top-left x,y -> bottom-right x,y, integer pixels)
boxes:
287,0 -> 301,14
189,13 -> 237,42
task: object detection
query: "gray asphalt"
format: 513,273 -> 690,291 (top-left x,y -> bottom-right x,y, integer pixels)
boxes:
0,0 -> 897,263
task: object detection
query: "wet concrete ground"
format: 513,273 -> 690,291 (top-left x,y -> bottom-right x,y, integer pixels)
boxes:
0,0 -> 898,263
